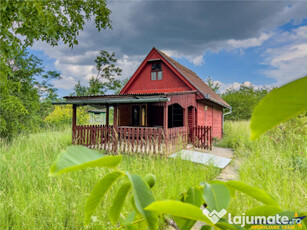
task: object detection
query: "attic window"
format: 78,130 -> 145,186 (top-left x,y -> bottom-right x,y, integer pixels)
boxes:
151,63 -> 162,80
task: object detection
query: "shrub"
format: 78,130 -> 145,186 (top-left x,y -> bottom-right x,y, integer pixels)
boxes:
44,105 -> 89,126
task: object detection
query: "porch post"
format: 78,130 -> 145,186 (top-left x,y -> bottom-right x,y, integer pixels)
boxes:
184,107 -> 188,143
113,105 -> 118,129
192,106 -> 195,143
183,107 -> 188,127
192,107 -> 195,128
106,105 -> 109,126
163,102 -> 169,152
72,104 -> 77,144
163,102 -> 168,129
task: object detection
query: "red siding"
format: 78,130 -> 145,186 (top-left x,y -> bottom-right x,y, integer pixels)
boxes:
197,101 -> 222,139
212,107 -> 222,139
124,53 -> 191,94
197,102 -> 206,126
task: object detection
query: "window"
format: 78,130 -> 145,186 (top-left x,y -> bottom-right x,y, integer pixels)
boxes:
151,71 -> 156,80
151,62 -> 163,80
157,71 -> 163,80
152,63 -> 161,70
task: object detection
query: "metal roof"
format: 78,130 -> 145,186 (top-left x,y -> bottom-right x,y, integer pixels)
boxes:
53,94 -> 170,105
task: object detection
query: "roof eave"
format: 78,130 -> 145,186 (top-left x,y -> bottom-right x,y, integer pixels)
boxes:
157,49 -> 231,109
52,97 -> 170,105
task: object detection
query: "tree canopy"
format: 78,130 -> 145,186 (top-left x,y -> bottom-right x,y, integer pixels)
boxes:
222,85 -> 270,120
72,51 -> 124,96
0,0 -> 111,59
0,0 -> 112,138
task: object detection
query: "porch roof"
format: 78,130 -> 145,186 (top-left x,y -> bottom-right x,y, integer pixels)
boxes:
52,93 -> 170,106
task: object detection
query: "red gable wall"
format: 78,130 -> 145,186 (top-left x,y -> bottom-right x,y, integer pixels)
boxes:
121,50 -> 192,94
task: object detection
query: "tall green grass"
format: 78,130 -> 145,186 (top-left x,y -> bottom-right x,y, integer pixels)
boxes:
218,119 -> 307,214
1,119 -> 306,229
0,128 -> 219,229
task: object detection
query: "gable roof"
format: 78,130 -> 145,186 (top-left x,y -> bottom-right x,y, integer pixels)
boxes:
120,47 -> 230,108
156,49 -> 230,108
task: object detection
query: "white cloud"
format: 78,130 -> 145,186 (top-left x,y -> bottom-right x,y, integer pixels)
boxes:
53,76 -> 77,90
227,33 -> 272,49
263,26 -> 307,84
217,81 -> 272,93
116,55 -> 144,79
162,49 -> 204,66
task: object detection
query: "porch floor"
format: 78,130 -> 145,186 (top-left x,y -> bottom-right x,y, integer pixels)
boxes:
168,148 -> 232,168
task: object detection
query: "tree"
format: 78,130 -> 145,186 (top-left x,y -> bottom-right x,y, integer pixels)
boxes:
206,76 -> 220,93
0,0 -> 112,137
222,85 -> 270,120
0,0 -> 111,61
36,71 -> 62,102
72,51 -> 123,95
115,77 -> 130,94
72,81 -> 88,96
0,50 -> 45,137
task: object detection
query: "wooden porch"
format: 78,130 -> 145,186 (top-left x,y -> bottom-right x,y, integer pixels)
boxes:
54,93 -> 213,154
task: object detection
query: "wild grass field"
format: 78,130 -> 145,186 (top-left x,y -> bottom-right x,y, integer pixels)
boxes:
0,120 -> 306,229
217,119 -> 307,215
0,127 -> 219,229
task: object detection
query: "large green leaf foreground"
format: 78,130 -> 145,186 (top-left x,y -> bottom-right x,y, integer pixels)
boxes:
49,146 -> 122,176
250,76 -> 307,140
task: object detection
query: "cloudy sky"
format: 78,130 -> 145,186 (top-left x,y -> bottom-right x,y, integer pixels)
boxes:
29,1 -> 307,96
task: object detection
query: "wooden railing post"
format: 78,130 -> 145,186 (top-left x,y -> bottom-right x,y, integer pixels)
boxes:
106,105 -> 109,127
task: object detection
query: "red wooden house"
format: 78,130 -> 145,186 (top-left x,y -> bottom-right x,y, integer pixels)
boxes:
55,47 -> 230,153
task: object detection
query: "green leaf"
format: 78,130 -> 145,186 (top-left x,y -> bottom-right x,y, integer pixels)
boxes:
175,187 -> 203,230
203,182 -> 231,211
145,200 -> 214,226
126,172 -> 158,230
186,187 -> 203,207
245,205 -> 282,217
250,76 -> 307,140
84,171 -> 123,224
49,145 -> 122,176
122,211 -> 136,226
109,182 -> 131,225
225,181 -> 279,206
200,226 -> 212,230
216,219 -> 244,230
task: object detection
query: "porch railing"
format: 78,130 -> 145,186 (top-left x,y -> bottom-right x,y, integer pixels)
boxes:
72,125 -> 189,154
72,125 -> 212,154
190,126 -> 212,150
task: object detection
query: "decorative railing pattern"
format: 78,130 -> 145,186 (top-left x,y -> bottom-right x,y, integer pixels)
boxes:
72,125 -> 190,154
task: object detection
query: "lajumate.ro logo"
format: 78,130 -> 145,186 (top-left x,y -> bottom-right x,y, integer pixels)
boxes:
202,208 -> 306,228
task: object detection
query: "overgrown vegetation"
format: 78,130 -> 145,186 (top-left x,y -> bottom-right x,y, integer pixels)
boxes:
0,128 -> 219,229
44,105 -> 90,127
0,0 -> 113,139
217,118 -> 307,214
0,50 -> 61,138
1,118 -> 305,229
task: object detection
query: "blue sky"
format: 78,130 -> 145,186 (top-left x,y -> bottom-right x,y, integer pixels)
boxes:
29,2 -> 307,97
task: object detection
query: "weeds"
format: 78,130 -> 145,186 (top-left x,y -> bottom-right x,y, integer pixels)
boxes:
0,128 -> 218,229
